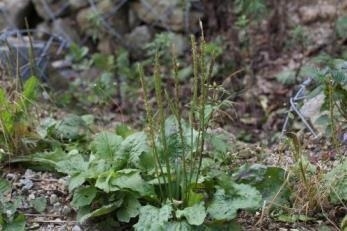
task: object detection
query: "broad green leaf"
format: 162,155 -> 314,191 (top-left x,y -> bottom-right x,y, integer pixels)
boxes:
120,132 -> 152,170
69,173 -> 88,192
134,204 -> 172,231
187,189 -> 204,207
91,132 -> 123,160
36,117 -> 57,138
96,169 -> 154,196
31,197 -> 47,213
325,158 -> 347,203
0,178 -> 11,195
52,115 -> 88,140
79,200 -> 123,223
166,221 -> 192,231
116,195 -> 141,222
207,185 -> 261,221
71,186 -> 97,208
81,114 -> 94,126
233,164 -> 289,203
10,149 -> 66,171
176,202 -> 206,226
3,213 -> 25,231
55,153 -> 88,175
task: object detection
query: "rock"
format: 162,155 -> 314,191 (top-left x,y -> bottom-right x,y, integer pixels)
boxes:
53,202 -> 61,212
125,25 -> 153,51
61,205 -> 72,216
57,224 -> 68,231
131,0 -> 202,32
52,18 -> 80,43
49,194 -> 58,205
72,224 -> 83,231
97,38 -> 114,54
35,22 -> 52,39
3,0 -> 34,28
32,0 -> 68,21
76,0 -> 130,40
6,173 -> 18,181
0,36 -> 48,80
299,4 -> 336,24
20,178 -> 34,190
69,0 -> 89,11
169,33 -> 187,56
300,93 -> 326,134
24,169 -> 35,178
0,2 -> 9,30
28,193 -> 36,201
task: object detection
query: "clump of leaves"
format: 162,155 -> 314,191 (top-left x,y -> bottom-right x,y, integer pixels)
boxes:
310,57 -> 347,143
29,34 -> 264,229
0,178 -> 26,231
0,76 -> 39,155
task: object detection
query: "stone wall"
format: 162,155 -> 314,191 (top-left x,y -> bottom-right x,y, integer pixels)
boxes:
0,0 -> 204,59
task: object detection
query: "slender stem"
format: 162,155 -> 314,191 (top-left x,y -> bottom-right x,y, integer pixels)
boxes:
154,53 -> 173,202
138,64 -> 165,200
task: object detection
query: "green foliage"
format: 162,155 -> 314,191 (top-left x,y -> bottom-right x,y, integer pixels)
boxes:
234,0 -> 266,18
207,185 -> 261,220
325,158 -> 347,204
0,76 -> 39,155
336,16 -> 347,39
30,197 -> 47,213
134,204 -> 172,231
0,178 -> 25,231
233,164 -> 290,204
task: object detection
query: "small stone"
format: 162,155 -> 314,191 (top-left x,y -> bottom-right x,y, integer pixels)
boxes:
57,224 -> 67,231
53,202 -> 61,212
20,178 -> 34,190
61,205 -> 71,216
28,193 -> 36,201
24,169 -> 34,178
50,194 -> 58,205
69,0 -> 88,10
6,173 -> 17,181
72,224 -> 83,231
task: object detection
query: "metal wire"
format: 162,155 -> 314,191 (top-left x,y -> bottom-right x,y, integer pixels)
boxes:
0,28 -> 69,80
281,77 -> 319,138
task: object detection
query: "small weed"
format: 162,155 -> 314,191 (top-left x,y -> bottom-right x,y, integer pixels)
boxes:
0,76 -> 40,155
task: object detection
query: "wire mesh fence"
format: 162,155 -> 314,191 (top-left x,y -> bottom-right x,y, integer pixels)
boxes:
0,0 -> 204,80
